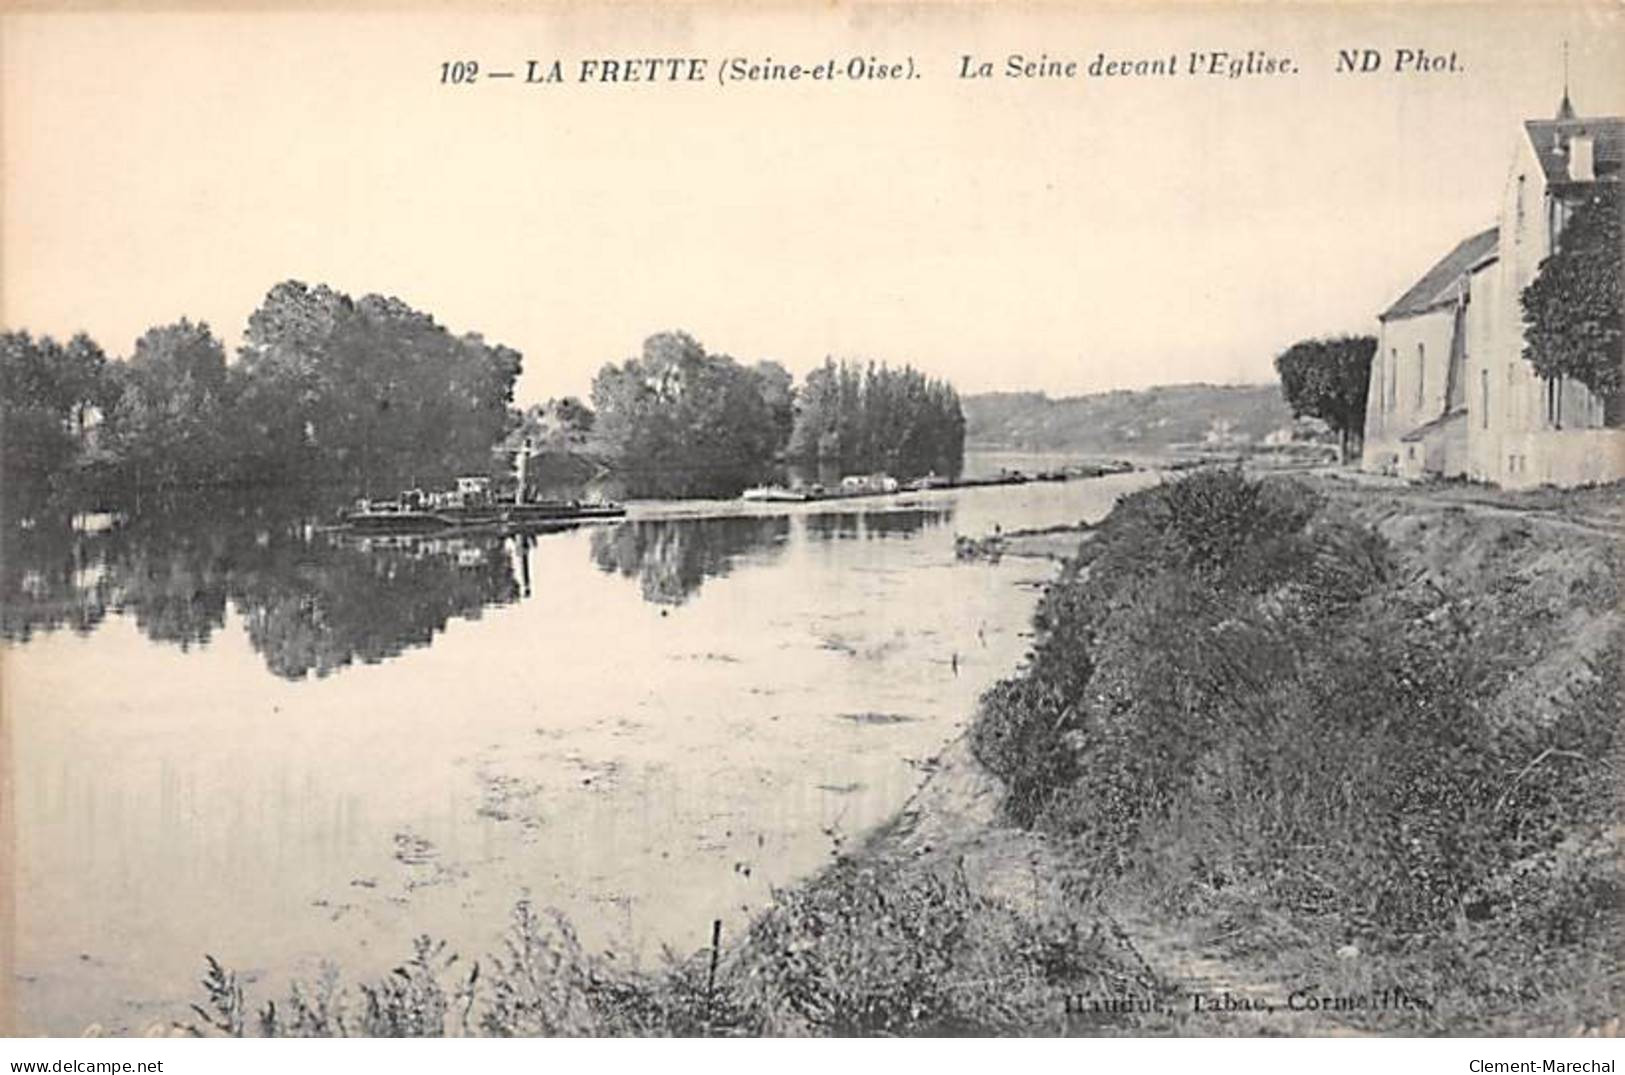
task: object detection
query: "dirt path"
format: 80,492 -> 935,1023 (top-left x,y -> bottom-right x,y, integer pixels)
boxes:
1099,901 -> 1387,1036
1311,469 -> 1625,537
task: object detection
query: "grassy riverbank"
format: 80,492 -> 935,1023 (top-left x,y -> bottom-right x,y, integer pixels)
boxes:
180,468 -> 1621,1037
964,468 -> 1621,1035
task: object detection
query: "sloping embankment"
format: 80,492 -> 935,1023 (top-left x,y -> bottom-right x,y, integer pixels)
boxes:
837,471 -> 1622,1037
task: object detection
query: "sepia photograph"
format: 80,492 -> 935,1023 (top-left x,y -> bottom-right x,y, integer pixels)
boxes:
1,0 -> 1622,1055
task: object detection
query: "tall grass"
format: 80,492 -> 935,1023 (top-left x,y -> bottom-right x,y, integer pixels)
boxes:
185,863 -> 1148,1037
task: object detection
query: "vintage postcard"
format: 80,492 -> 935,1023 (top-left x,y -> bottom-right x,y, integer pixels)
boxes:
1,0 -> 1621,1050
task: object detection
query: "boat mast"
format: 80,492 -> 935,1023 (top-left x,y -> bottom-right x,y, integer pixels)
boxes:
515,437 -> 531,504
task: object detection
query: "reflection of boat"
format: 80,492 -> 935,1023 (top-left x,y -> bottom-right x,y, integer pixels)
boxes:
741,485 -> 810,503
342,471 -> 625,534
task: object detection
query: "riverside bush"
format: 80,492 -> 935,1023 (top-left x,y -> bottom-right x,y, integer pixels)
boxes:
735,860 -> 1059,1035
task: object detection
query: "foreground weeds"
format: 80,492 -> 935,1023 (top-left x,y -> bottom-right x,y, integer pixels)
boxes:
186,862 -> 1148,1037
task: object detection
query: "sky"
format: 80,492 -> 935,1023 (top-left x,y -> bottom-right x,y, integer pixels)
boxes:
3,4 -> 1622,406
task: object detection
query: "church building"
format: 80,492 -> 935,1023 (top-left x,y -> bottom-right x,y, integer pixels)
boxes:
1361,91 -> 1623,488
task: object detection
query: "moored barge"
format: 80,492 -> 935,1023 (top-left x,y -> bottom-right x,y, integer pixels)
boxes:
342,472 -> 625,535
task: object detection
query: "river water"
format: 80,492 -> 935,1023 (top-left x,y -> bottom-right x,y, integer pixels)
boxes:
2,459 -> 1153,1034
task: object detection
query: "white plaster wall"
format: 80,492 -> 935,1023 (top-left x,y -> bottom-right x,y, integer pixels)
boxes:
1468,135 -> 1616,486
1361,308 -> 1458,474
1496,428 -> 1625,488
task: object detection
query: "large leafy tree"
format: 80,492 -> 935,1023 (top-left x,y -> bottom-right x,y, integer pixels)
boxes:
1274,335 -> 1376,463
233,280 -> 350,475
1,330 -> 119,494
590,331 -> 779,496
787,359 -> 840,462
1522,185 -> 1622,424
55,333 -> 115,436
785,358 -> 965,479
1,332 -> 77,490
236,281 -> 522,489
752,360 -> 796,455
105,319 -> 234,488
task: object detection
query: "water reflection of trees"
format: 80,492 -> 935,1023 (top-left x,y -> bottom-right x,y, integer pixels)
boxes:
0,493 -> 525,679
802,507 -> 952,541
0,509 -> 119,642
2,495 -> 958,675
235,534 -> 521,679
589,516 -> 791,605
589,506 -> 951,605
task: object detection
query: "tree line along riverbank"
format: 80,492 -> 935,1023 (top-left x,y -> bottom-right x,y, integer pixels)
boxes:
166,467 -> 1620,1036
3,287 -> 965,507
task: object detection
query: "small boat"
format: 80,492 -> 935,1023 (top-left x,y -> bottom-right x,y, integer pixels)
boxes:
741,485 -> 810,503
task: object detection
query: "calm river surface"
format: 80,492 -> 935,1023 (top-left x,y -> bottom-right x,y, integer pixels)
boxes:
3,459 -> 1154,1034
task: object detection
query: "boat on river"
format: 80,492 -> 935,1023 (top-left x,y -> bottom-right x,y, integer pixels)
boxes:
741,484 -> 810,502
342,489 -> 625,534
341,449 -> 625,534
736,466 -> 1125,505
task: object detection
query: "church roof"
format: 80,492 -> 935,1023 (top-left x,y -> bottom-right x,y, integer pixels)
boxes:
1523,114 -> 1625,186
1399,408 -> 1468,443
1380,227 -> 1499,322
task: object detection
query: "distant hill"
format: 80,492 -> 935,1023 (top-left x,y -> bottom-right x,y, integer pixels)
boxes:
963,383 -> 1297,456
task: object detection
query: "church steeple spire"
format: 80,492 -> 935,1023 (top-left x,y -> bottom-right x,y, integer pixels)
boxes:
1557,41 -> 1577,119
